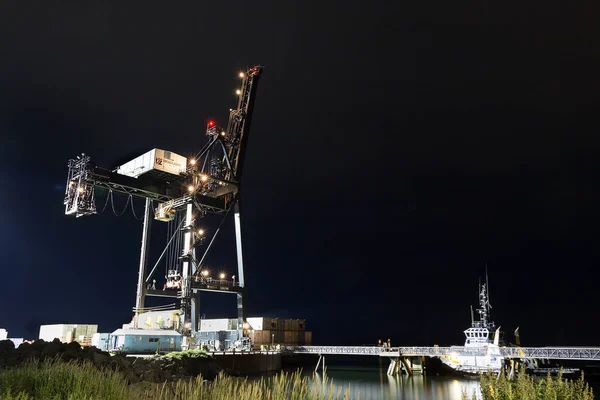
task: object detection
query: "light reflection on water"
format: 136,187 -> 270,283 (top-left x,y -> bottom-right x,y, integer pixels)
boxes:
289,366 -> 482,400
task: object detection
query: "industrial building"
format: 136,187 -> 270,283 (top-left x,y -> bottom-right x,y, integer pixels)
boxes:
39,324 -> 98,345
109,329 -> 182,353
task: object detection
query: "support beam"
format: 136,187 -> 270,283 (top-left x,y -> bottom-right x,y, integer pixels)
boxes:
181,202 -> 193,336
401,357 -> 413,375
190,246 -> 200,333
387,359 -> 397,376
134,198 -> 152,327
315,355 -> 322,372
233,200 -> 247,339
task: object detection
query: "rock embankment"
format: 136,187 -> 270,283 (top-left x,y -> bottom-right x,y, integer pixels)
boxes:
0,339 -> 222,383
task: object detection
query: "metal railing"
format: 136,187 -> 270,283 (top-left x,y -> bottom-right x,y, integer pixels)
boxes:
500,347 -> 600,360
283,346 -> 600,361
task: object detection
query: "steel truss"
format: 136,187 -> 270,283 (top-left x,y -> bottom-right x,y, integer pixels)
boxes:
500,347 -> 600,360
284,346 -> 600,361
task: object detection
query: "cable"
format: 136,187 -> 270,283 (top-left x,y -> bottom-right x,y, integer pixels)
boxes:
96,190 -> 112,215
174,212 -> 181,272
110,193 -> 130,216
129,195 -> 144,220
166,218 -> 173,279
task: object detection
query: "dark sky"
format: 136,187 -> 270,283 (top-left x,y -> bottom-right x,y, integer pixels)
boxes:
1,1 -> 600,347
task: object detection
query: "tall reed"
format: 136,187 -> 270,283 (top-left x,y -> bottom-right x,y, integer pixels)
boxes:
0,359 -> 355,399
461,368 -> 594,400
0,358 -> 128,400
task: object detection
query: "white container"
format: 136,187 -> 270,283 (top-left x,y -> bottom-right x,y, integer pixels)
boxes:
247,317 -> 261,330
116,149 -> 187,178
91,333 -> 110,351
39,324 -> 98,343
200,318 -> 230,332
39,324 -> 68,342
0,329 -> 7,341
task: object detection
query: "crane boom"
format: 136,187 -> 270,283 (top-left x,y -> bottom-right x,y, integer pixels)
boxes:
63,66 -> 264,219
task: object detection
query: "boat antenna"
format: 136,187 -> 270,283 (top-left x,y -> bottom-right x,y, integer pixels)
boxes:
486,263 -> 492,312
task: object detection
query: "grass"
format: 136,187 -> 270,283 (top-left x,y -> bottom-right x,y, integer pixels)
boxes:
461,367 -> 595,400
0,358 -> 128,400
0,359 -> 354,399
144,370 -> 354,400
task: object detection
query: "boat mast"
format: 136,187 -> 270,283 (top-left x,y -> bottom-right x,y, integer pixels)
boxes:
475,266 -> 494,330
470,305 -> 475,326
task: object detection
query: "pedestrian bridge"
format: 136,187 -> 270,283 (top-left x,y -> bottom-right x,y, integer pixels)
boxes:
282,346 -> 600,361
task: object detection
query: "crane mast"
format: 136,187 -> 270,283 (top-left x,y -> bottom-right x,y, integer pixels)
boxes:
62,66 -> 264,348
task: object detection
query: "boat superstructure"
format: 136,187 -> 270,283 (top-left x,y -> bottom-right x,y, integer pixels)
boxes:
439,275 -> 504,375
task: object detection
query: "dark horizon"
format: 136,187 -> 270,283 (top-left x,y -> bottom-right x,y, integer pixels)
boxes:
2,1 -> 600,348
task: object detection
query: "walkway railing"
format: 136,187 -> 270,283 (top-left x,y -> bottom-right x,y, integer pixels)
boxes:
283,345 -> 600,361
500,347 -> 600,360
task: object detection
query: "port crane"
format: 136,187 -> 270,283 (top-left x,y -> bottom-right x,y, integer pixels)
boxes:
63,66 -> 264,348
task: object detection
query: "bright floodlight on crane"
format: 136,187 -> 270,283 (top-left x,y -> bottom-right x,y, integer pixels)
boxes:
219,273 -> 225,279
201,270 -> 209,277
197,229 -> 204,236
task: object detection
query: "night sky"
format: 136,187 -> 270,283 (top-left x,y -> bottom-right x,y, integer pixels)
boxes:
1,1 -> 599,347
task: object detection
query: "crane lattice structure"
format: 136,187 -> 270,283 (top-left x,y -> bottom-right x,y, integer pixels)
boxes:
63,66 -> 264,348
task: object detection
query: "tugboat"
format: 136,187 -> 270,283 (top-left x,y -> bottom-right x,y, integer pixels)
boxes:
438,275 -> 504,375
434,274 -> 581,378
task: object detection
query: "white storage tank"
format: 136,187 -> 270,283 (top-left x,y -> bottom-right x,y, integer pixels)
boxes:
0,329 -> 7,341
136,310 -> 181,330
116,149 -> 187,179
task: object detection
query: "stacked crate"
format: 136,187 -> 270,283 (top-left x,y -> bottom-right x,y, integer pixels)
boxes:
246,317 -> 311,347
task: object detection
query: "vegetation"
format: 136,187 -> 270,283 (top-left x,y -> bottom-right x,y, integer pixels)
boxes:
0,359 -> 354,400
161,348 -> 212,360
145,370 -> 354,400
461,368 -> 595,400
0,358 -> 128,400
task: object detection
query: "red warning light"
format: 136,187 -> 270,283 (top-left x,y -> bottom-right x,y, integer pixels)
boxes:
208,120 -> 214,127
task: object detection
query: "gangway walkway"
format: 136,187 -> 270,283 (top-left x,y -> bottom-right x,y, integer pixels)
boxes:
284,346 -> 600,361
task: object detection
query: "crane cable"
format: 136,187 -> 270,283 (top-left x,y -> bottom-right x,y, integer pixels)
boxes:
110,192 -> 130,216
95,190 -> 112,215
129,195 -> 145,221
